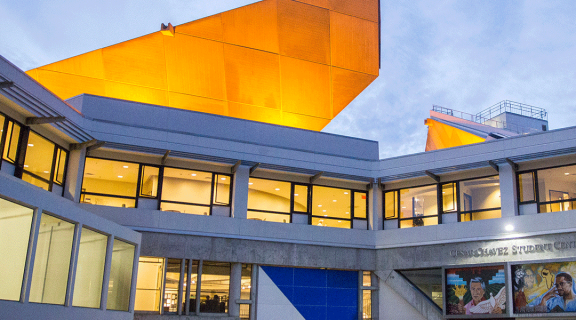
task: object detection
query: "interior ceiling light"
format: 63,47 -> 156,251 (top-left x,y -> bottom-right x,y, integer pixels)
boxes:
294,194 -> 299,196
505,224 -> 514,231
249,182 -> 253,185
118,176 -> 123,178
28,144 -> 34,147
123,165 -> 129,168
318,204 -> 322,207
565,173 -> 570,175
275,188 -> 280,191
344,192 -> 349,195
333,200 -> 337,202
221,177 -> 226,180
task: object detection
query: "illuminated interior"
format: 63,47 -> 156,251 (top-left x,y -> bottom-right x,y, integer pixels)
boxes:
25,0 -> 380,131
459,176 -> 501,221
135,257 -> 165,312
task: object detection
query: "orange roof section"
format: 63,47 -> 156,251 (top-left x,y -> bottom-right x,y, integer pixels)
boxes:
424,118 -> 486,151
26,0 -> 380,131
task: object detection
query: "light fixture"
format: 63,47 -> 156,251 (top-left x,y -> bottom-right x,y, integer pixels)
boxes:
118,175 -> 123,178
323,210 -> 326,212
344,192 -> 349,195
221,177 -> 226,180
275,188 -> 280,191
43,171 -> 49,174
333,200 -> 337,202
294,194 -> 299,196
402,207 -> 406,209
324,215 -> 328,217
191,173 -> 196,176
28,144 -> 34,147
123,165 -> 129,168
505,224 -> 514,231
345,212 -> 349,214
318,204 -> 322,207
565,173 -> 570,175
338,221 -> 341,223
494,183 -> 499,186
249,182 -> 253,185
24,165 -> 28,168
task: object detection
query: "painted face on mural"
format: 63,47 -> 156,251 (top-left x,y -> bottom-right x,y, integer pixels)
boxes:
525,269 -> 536,288
470,282 -> 485,303
555,276 -> 572,297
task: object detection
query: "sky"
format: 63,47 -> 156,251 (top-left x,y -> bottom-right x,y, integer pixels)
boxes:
1,0 -> 575,159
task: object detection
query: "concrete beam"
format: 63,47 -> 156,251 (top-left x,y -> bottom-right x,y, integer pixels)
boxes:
0,81 -> 14,89
161,150 -> 170,165
231,160 -> 242,174
70,139 -> 98,151
249,163 -> 260,175
310,171 -> 323,184
425,170 -> 440,183
505,158 -> 518,171
488,160 -> 499,172
26,116 -> 66,125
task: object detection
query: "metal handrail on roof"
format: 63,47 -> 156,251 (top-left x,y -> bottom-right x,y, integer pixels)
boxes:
477,100 -> 547,121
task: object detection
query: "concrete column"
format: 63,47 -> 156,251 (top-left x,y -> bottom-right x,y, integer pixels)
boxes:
63,148 -> 86,202
232,166 -> 250,219
499,162 -> 518,217
368,182 -> 382,230
229,263 -> 242,317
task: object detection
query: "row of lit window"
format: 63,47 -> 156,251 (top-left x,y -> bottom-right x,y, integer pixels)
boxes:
135,258 -> 252,318
518,164 -> 576,213
0,197 -> 135,310
384,175 -> 502,228
0,114 -> 68,191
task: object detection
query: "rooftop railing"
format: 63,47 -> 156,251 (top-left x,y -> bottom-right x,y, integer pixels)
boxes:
432,101 -> 545,135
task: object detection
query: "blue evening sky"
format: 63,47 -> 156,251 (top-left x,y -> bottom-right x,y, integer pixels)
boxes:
1,1 -> 575,159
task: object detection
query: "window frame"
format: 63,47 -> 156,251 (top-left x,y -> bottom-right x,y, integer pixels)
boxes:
0,113 -> 23,165
247,176 -> 369,229
452,174 -> 502,222
383,183 -> 440,229
517,163 -> 576,213
80,157 -> 233,214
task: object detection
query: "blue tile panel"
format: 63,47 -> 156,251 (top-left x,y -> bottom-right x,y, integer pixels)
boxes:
261,266 -> 358,320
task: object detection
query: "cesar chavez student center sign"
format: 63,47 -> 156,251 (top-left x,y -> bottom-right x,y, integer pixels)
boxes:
449,240 -> 576,258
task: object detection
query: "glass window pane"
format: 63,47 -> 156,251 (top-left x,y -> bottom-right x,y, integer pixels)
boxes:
384,191 -> 397,219
442,183 -> 456,212
470,209 -> 501,221
3,121 -> 21,162
354,192 -> 367,218
312,186 -> 351,219
540,201 -> 574,213
135,257 -> 164,312
81,194 -> 136,208
163,259 -> 181,313
29,214 -> 75,305
82,158 -> 139,197
161,202 -> 211,215
54,148 -> 67,185
537,165 -> 576,203
518,172 -> 535,202
200,262 -> 230,313
311,217 -> 351,229
107,239 -> 135,311
240,304 -> 250,319
459,176 -> 501,212
161,168 -> 212,204
363,289 -> 372,319
293,185 -> 308,212
241,264 -> 252,300
247,210 -> 290,223
0,198 -> 34,301
399,185 -> 437,219
139,166 -> 159,198
23,132 -> 55,181
400,217 -> 438,228
363,271 -> 372,287
213,174 -> 231,205
247,178 -> 291,213
398,268 -> 443,309
188,261 -> 199,313
73,228 -> 107,308
22,173 -> 50,190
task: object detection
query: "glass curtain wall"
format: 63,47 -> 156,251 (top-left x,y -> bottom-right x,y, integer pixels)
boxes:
163,259 -> 181,313
29,214 -> 75,305
200,262 -> 230,313
135,257 -> 165,312
0,198 -> 34,301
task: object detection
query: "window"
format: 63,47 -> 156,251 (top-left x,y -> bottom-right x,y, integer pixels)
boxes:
135,257 -> 165,312
81,158 -> 139,208
22,131 -> 68,191
240,264 -> 252,319
384,185 -> 438,228
29,213 -> 75,305
397,268 -> 443,309
107,239 -> 135,311
160,168 -> 232,216
519,164 -> 576,213
73,228 -> 108,308
312,185 -> 356,229
362,271 -> 377,320
1,119 -> 21,163
458,176 -> 501,222
200,262 -> 230,313
0,197 -> 34,301
163,259 -> 182,313
247,178 -> 293,223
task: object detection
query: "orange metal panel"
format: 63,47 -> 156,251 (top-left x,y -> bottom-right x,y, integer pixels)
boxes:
331,67 -> 377,117
228,101 -> 283,126
425,119 -> 485,151
280,56 -> 331,119
102,32 -> 168,90
25,69 -> 38,81
278,0 -> 330,64
282,112 -> 330,131
293,0 -> 329,8
104,80 -> 169,106
330,12 -> 379,75
176,14 -> 223,41
164,34 -> 226,100
223,44 -> 281,109
40,49 -> 105,80
169,92 -> 228,115
36,69 -> 105,100
221,0 -> 279,54
329,0 -> 379,22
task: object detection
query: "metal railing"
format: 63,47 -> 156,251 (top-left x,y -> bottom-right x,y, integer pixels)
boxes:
432,102 -> 544,135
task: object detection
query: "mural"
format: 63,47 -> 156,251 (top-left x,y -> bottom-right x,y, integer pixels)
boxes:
445,265 -> 506,315
513,261 -> 576,314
